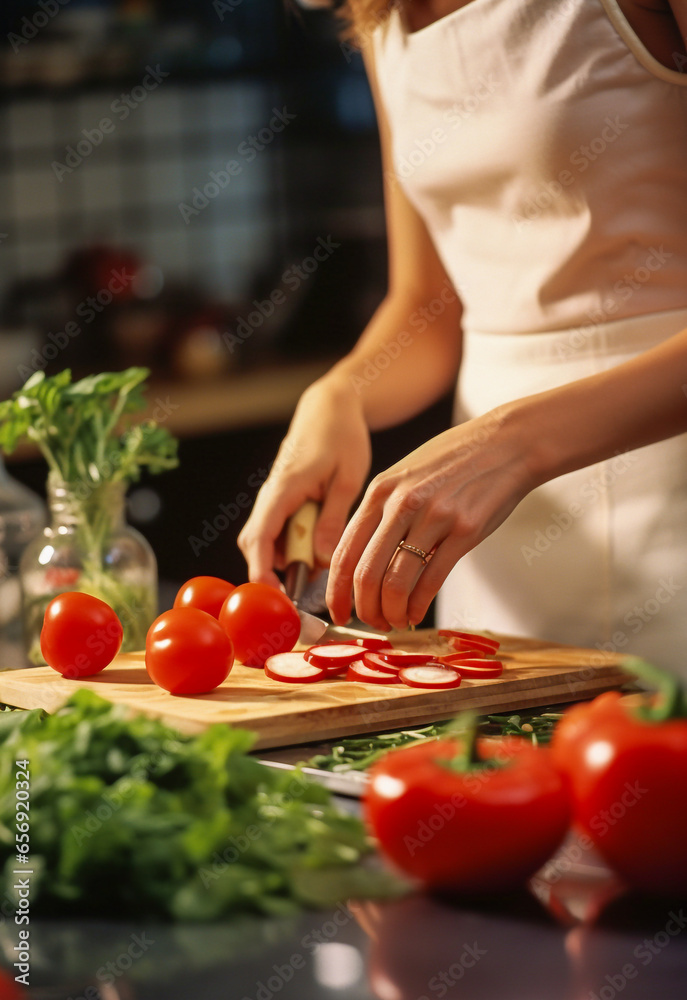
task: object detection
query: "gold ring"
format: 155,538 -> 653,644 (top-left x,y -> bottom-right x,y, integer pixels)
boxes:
397,540 -> 430,565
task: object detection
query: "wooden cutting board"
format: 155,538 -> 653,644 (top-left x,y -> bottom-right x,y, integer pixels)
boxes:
0,630 -> 629,750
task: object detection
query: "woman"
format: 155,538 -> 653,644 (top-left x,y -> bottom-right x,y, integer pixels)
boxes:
239,0 -> 687,673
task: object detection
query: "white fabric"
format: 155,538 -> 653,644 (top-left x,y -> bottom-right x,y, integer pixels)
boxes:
373,0 -> 687,335
372,1 -> 687,673
436,307 -> 687,675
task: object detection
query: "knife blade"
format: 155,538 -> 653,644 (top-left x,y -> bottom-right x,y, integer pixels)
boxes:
284,501 -> 388,647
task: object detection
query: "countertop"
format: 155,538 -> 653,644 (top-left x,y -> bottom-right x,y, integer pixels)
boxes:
2,814 -> 686,1000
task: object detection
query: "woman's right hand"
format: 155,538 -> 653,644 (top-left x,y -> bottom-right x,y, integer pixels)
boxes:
238,374 -> 372,589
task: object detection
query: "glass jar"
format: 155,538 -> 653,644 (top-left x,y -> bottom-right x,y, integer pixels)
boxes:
0,457 -> 46,665
20,474 -> 157,665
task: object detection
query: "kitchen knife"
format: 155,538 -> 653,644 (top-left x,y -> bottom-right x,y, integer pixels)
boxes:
284,500 -> 387,647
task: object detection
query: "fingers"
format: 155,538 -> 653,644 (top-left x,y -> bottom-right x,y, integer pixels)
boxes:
405,538 -> 468,625
238,485 -> 306,588
381,542 -> 436,630
326,497 -> 388,628
313,470 -> 361,567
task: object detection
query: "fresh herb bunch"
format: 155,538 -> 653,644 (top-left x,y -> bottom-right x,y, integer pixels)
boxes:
0,692 -> 403,920
0,368 -> 178,487
307,710 -> 565,773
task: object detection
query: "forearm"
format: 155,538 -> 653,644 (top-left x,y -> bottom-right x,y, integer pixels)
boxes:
313,290 -> 463,432
521,325 -> 687,485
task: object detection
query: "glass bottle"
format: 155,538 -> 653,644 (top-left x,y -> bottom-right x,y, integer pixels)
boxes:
20,473 -> 157,665
0,457 -> 46,667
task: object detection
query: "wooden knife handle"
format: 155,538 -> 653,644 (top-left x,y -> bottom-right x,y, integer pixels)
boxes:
285,500 -> 319,569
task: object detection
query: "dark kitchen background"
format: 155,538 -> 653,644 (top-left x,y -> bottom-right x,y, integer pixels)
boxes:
0,0 -> 451,603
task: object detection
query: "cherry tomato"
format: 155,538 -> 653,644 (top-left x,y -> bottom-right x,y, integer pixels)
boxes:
218,582 -> 300,667
173,575 -> 235,619
145,608 -> 234,695
41,592 -> 123,678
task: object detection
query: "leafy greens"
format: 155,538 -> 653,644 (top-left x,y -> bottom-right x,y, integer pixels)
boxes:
0,368 -> 178,487
0,692 -> 403,921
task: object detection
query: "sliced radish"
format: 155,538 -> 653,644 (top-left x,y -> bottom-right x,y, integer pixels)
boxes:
321,660 -> 350,677
373,649 -> 437,667
265,652 -> 325,683
399,665 -> 462,689
438,650 -> 487,664
346,660 -> 400,684
439,629 -> 500,652
352,636 -> 394,650
362,652 -> 402,674
450,659 -> 504,679
305,643 -> 362,669
447,637 -> 500,655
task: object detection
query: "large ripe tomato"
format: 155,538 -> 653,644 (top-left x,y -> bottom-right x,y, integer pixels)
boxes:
173,575 -> 235,619
41,592 -> 123,678
550,665 -> 687,896
145,608 -> 234,695
218,583 -> 300,667
365,733 -> 570,893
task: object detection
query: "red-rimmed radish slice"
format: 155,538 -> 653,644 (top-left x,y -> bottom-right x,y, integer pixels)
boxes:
450,659 -> 504,678
305,643 -> 362,669
362,651 -> 402,674
352,636 -> 393,650
346,660 -> 400,684
399,665 -> 462,689
447,637 -> 500,655
373,649 -> 437,667
320,660 -> 350,677
439,629 -> 500,652
265,652 -> 325,683
438,650 -> 487,664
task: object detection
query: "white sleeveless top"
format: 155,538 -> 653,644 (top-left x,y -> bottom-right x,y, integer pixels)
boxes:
372,0 -> 687,335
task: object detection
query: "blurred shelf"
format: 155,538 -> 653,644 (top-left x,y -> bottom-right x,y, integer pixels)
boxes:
142,358 -> 336,437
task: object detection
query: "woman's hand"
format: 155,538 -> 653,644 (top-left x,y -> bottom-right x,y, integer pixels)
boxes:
326,403 -> 537,631
238,376 -> 372,589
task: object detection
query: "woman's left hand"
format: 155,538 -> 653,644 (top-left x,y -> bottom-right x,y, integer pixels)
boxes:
326,402 -> 538,631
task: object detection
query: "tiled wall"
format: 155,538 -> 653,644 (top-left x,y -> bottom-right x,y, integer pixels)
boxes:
0,80 -> 282,303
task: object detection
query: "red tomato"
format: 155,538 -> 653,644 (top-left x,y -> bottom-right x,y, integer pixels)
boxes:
218,583 -> 300,667
41,592 -> 123,678
173,575 -> 235,619
365,735 -> 570,893
550,682 -> 687,895
0,968 -> 24,999
145,608 -> 234,695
